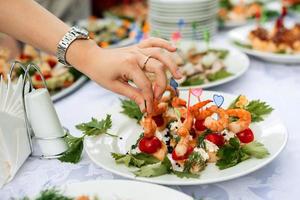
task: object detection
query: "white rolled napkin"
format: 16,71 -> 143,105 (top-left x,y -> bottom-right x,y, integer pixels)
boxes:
0,76 -> 31,188
25,88 -> 68,157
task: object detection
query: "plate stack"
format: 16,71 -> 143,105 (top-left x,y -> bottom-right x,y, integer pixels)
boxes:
149,0 -> 218,40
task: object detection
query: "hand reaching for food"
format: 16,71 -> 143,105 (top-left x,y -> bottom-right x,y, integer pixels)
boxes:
71,38 -> 182,113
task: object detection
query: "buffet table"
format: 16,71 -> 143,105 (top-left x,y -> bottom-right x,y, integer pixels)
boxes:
0,35 -> 298,200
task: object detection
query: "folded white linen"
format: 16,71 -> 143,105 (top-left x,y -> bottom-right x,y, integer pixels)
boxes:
0,76 -> 31,188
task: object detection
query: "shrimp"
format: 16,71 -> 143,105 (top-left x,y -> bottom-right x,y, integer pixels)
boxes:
141,115 -> 157,138
177,111 -> 193,137
175,136 -> 192,157
152,101 -> 168,116
174,111 -> 194,156
161,85 -> 177,103
190,100 -> 213,119
171,97 -> 186,108
203,106 -> 229,132
152,142 -> 167,161
226,109 -> 251,133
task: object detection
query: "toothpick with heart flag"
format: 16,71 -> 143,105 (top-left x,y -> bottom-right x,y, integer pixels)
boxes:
170,78 -> 179,96
187,88 -> 192,119
213,94 -> 224,108
203,29 -> 211,50
191,88 -> 203,102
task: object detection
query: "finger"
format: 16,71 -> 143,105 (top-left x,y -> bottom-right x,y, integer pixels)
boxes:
127,66 -> 154,113
138,56 -> 167,100
138,37 -> 177,52
141,48 -> 182,79
111,81 -> 147,112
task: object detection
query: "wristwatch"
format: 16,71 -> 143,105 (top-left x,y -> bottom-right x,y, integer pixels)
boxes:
56,26 -> 89,66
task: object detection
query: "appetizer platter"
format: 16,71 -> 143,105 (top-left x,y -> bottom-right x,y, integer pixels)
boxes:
0,45 -> 88,102
21,180 -> 192,200
169,41 -> 249,89
218,0 -> 279,28
83,87 -> 287,185
78,17 -> 135,48
228,16 -> 300,63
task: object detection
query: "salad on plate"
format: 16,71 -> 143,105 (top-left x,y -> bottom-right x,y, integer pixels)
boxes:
173,47 -> 233,87
80,17 -> 134,48
218,0 -> 279,27
0,45 -> 85,100
111,86 -> 273,178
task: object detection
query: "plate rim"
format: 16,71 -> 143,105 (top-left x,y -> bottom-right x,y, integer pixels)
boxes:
64,179 -> 193,200
84,90 -> 288,185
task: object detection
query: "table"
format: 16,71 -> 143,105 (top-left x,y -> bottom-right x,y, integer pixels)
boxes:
0,37 -> 299,200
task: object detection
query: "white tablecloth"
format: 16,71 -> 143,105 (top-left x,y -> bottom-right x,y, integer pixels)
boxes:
0,37 -> 299,200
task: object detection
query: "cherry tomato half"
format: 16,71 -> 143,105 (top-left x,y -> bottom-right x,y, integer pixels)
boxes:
195,119 -> 206,131
172,146 -> 194,161
152,114 -> 164,127
138,136 -> 162,154
236,128 -> 254,143
205,133 -> 225,147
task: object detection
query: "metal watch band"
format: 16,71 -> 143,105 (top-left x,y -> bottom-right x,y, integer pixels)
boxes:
56,26 -> 89,66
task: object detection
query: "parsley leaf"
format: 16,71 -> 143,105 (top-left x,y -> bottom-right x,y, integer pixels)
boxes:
120,99 -> 143,122
229,96 -> 274,122
134,156 -> 172,177
207,69 -> 232,82
75,115 -> 112,136
245,100 -> 274,122
216,138 -> 250,170
59,134 -> 84,163
242,141 -> 269,159
59,115 -> 114,164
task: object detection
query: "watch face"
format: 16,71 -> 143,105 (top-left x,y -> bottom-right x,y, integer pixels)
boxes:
73,26 -> 89,37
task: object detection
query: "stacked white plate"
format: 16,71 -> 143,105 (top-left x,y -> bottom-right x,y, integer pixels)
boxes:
149,0 -> 218,40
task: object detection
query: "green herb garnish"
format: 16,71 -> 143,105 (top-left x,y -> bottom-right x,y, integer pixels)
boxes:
183,152 -> 206,175
233,41 -> 253,49
216,138 -> 250,169
21,188 -> 73,200
111,152 -> 160,167
216,138 -> 269,169
120,99 -> 143,122
229,96 -> 274,122
207,69 -> 233,82
59,115 -> 114,163
133,156 -> 172,177
181,76 -> 204,86
241,141 -> 270,158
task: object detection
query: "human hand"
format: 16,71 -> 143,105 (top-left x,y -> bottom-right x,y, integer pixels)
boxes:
69,38 -> 182,113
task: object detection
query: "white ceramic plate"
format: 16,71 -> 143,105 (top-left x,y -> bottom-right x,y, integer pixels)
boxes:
77,18 -> 135,49
51,75 -> 88,102
228,21 -> 300,63
175,40 -> 249,89
84,90 -> 288,185
64,180 -> 193,200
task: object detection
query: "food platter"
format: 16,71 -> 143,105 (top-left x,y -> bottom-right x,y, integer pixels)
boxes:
174,41 -> 249,89
84,90 -> 288,185
228,21 -> 300,63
